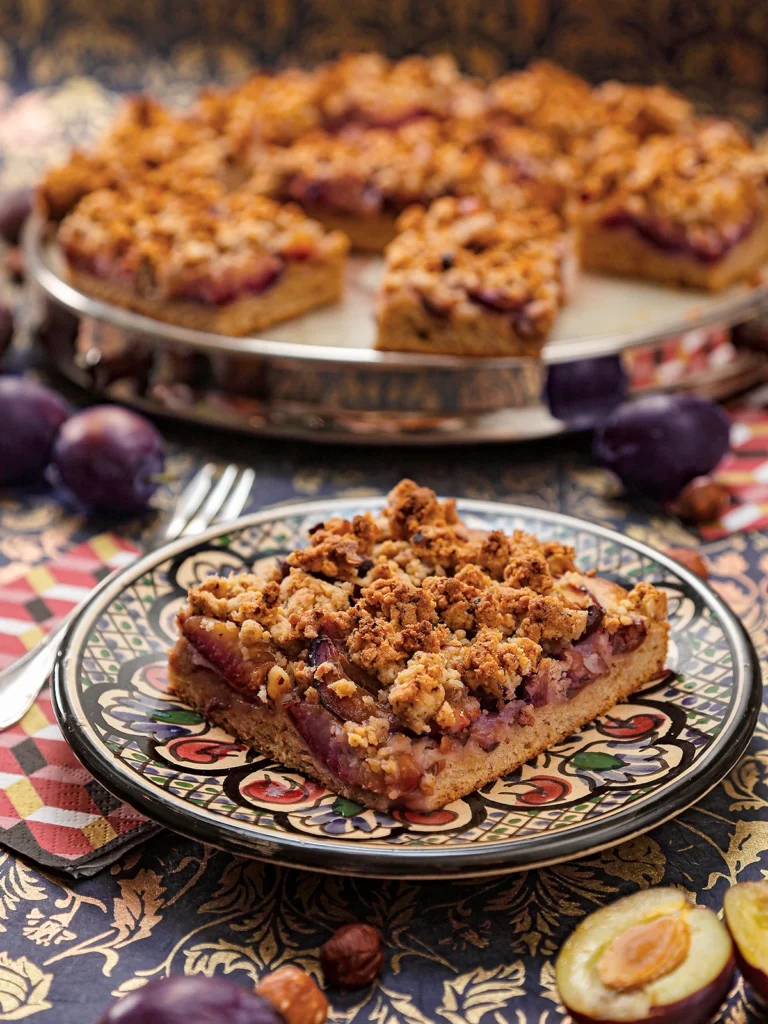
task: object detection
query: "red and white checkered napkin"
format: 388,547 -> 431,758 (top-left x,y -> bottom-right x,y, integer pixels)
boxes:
0,534 -> 159,876
701,408 -> 768,540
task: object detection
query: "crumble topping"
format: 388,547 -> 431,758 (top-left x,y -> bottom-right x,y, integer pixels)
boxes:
377,196 -> 570,339
489,63 -> 692,151
58,180 -> 348,302
317,52 -> 487,128
195,68 -> 324,149
489,62 -> 608,148
39,95 -> 223,219
592,81 -> 694,139
177,481 -> 665,757
245,120 -> 532,218
572,120 -> 768,254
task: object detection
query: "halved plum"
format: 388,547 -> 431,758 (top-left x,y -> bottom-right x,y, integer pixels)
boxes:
723,879 -> 768,999
556,887 -> 735,1024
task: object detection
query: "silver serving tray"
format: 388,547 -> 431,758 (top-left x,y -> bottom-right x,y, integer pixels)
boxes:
25,215 -> 768,444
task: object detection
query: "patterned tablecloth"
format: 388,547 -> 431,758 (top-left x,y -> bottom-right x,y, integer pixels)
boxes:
0,430 -> 765,1024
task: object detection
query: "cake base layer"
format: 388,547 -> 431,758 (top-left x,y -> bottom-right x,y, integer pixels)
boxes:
298,207 -> 399,252
575,217 -> 768,291
169,619 -> 668,812
375,299 -> 547,357
68,257 -> 345,336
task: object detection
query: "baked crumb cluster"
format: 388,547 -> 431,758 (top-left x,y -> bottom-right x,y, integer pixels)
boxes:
179,481 -> 662,747
571,120 -> 768,259
378,197 -> 570,340
58,181 -> 348,303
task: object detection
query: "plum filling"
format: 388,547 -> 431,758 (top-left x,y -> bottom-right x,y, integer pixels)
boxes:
417,288 -> 548,340
168,258 -> 286,306
600,209 -> 757,264
308,635 -> 396,727
179,613 -> 649,801
323,106 -> 433,132
64,245 -> 287,306
286,701 -> 423,799
287,174 -> 384,217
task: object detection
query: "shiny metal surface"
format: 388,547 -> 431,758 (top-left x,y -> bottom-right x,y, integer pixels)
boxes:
25,215 -> 768,444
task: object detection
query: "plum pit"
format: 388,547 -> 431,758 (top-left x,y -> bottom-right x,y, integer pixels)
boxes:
598,914 -> 690,992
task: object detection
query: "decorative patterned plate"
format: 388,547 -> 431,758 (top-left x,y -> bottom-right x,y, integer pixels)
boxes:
53,498 -> 760,879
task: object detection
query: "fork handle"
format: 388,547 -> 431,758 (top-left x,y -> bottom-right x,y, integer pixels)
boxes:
0,616 -> 73,730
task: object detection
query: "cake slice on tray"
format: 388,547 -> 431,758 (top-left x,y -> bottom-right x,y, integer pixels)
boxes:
169,480 -> 669,812
245,120 -> 557,252
571,120 -> 768,290
57,179 -> 349,335
374,196 -> 573,357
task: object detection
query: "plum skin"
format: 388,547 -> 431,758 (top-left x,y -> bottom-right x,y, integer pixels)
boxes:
593,393 -> 731,500
556,887 -> 735,1024
545,354 -> 628,428
723,880 -> 768,1000
95,976 -> 286,1024
565,954 -> 735,1024
0,376 -> 71,484
53,405 -> 165,513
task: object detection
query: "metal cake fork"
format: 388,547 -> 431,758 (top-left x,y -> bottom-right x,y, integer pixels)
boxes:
0,462 -> 255,731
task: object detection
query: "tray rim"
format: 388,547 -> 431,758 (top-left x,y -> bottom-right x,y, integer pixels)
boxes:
52,496 -> 762,879
26,214 -> 768,369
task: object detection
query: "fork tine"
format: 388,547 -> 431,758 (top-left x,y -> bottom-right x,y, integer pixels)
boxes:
181,464 -> 240,537
217,467 -> 255,524
160,463 -> 217,544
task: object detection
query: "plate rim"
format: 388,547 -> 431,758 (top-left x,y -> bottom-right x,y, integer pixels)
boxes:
26,214 -> 768,368
52,496 -> 762,878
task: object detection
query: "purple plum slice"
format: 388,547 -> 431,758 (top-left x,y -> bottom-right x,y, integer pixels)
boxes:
556,887 -> 734,1024
723,879 -> 768,999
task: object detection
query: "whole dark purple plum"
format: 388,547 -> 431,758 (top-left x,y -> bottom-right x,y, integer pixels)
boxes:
96,976 -> 286,1024
0,188 -> 33,246
53,405 -> 165,513
0,376 -> 71,483
0,302 -> 13,357
545,355 -> 627,428
593,393 -> 731,500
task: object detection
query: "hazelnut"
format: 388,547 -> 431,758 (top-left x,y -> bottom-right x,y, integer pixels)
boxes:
257,965 -> 328,1024
319,922 -> 384,989
665,547 -> 709,579
672,476 -> 729,524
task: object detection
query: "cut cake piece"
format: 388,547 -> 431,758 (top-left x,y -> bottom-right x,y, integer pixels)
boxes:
374,195 -> 573,357
245,120 -> 540,252
168,480 -> 669,812
58,180 -> 349,336
571,120 -> 768,290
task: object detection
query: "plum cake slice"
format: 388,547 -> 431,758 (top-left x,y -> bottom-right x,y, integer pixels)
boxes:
169,480 -> 669,812
57,179 -> 348,336
245,120 -> 547,252
375,196 -> 573,357
570,120 -> 768,291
